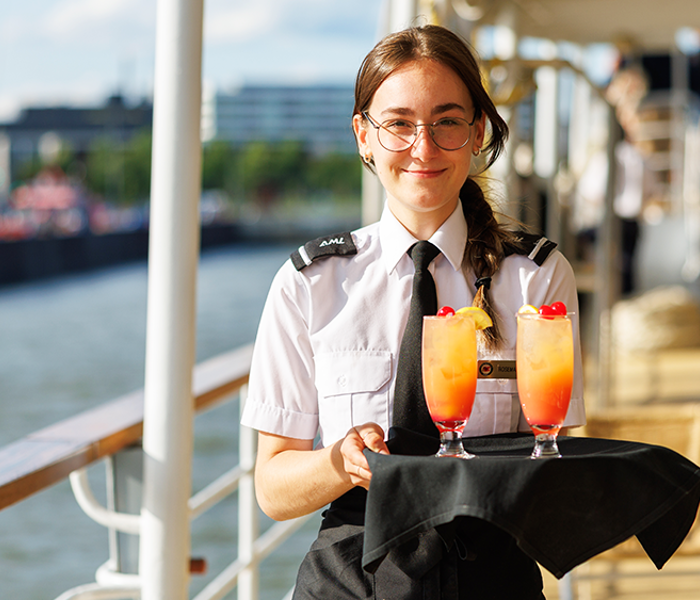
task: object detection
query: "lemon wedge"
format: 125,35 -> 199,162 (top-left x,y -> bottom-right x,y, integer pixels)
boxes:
455,306 -> 493,330
517,304 -> 538,315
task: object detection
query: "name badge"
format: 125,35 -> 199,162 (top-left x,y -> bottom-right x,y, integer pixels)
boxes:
478,360 -> 517,379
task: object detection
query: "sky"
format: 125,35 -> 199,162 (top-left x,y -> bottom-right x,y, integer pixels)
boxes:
0,0 -> 386,122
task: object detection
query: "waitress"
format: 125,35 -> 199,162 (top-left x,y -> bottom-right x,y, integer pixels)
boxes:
242,24 -> 585,599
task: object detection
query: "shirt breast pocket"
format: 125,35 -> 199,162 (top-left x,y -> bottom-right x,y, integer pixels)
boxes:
314,351 -> 393,445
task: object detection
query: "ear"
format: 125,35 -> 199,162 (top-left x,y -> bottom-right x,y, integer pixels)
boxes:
353,113 -> 370,158
473,113 -> 486,150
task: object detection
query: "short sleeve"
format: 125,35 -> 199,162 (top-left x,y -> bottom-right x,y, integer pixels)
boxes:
241,261 -> 320,440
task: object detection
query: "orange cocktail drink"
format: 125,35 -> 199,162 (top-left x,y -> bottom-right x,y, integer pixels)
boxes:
516,311 -> 574,458
422,313 -> 477,458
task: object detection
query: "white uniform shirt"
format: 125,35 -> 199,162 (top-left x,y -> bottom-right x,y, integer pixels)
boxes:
241,203 -> 585,447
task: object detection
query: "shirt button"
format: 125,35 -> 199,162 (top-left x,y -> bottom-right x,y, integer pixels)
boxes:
338,375 -> 348,388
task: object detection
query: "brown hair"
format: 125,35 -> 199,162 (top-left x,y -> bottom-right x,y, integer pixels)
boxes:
354,24 -> 521,350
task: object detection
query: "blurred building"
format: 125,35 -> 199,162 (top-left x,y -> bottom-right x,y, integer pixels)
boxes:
0,95 -> 153,187
201,85 -> 356,155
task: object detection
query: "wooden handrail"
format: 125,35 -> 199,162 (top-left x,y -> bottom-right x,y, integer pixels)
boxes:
0,344 -> 254,512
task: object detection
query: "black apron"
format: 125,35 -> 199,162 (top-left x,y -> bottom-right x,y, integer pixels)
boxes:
292,430 -> 545,600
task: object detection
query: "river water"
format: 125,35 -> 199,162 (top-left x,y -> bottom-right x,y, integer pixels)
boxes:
0,243 -> 322,600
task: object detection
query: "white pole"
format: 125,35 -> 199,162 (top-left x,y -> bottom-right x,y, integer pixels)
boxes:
533,66 -> 558,182
139,0 -> 204,597
238,385 -> 259,600
534,64 -> 562,243
595,106 -> 622,410
389,0 -> 418,31
361,0 -> 418,226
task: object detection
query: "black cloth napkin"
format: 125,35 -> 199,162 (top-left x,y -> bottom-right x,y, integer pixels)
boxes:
363,428 -> 700,579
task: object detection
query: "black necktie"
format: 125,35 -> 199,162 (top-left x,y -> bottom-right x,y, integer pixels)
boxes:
393,241 -> 441,438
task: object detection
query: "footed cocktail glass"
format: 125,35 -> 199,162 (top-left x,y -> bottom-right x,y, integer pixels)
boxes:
422,314 -> 478,458
516,312 -> 574,458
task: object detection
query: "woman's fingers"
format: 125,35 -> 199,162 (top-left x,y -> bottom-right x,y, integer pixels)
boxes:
354,423 -> 390,455
337,423 -> 389,489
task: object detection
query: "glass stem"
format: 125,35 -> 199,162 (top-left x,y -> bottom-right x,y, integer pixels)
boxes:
438,430 -> 464,455
531,433 -> 561,459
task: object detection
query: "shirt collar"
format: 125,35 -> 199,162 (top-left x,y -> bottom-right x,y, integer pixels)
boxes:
379,201 -> 468,273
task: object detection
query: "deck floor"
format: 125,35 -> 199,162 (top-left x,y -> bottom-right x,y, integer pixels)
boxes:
542,345 -> 700,599
543,556 -> 700,599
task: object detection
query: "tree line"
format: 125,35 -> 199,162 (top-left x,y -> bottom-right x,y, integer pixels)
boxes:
17,131 -> 363,206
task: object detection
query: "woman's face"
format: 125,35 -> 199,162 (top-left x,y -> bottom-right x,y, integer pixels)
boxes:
354,59 -> 485,237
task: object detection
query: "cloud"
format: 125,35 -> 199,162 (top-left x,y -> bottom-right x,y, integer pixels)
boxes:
279,0 -> 379,39
0,15 -> 27,45
203,0 -> 378,46
40,0 -> 155,44
205,2 -> 278,43
0,75 -> 113,121
0,0 -> 381,115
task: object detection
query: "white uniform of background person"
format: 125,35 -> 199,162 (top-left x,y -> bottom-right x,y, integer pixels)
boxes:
241,201 -> 585,448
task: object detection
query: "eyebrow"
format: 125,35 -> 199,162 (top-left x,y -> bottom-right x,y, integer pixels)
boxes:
379,103 -> 468,117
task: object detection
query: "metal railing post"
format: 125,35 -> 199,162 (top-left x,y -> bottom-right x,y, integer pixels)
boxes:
238,385 -> 260,600
108,446 -> 144,575
595,107 -> 623,410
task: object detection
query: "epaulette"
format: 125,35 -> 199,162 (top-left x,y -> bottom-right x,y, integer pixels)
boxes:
291,231 -> 357,271
503,232 -> 557,267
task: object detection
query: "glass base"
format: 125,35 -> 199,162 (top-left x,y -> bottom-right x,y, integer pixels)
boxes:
530,432 -> 562,459
434,422 -> 475,459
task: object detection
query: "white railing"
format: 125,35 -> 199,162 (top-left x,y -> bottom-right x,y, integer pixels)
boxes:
0,346 -> 315,600
189,385 -> 313,600
61,390 -> 313,600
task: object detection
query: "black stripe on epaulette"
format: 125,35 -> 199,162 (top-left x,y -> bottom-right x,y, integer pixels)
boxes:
504,232 -> 557,267
291,232 -> 357,271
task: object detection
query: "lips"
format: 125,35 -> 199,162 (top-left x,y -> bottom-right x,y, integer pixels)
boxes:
403,168 -> 447,178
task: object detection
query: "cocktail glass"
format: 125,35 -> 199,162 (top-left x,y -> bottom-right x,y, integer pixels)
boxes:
516,312 -> 574,459
422,314 -> 478,459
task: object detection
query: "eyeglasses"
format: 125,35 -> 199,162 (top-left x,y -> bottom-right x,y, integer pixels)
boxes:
362,111 -> 476,152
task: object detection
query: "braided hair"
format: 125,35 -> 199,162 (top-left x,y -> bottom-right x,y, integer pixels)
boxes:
460,179 -> 526,351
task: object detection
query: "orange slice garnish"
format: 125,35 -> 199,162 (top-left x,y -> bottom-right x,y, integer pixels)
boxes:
518,304 -> 538,315
455,306 -> 493,329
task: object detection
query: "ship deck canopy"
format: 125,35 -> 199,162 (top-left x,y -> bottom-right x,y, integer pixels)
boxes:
469,0 -> 700,50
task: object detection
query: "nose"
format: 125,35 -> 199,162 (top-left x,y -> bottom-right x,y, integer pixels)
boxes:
410,124 -> 440,159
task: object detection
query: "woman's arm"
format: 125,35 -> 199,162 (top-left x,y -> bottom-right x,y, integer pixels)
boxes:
254,422 -> 390,521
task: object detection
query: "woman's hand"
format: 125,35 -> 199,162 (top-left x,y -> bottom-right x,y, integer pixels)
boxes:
255,423 -> 389,520
335,423 -> 390,489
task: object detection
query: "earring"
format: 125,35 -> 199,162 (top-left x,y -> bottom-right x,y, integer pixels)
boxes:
363,154 -> 373,164
473,147 -> 481,157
